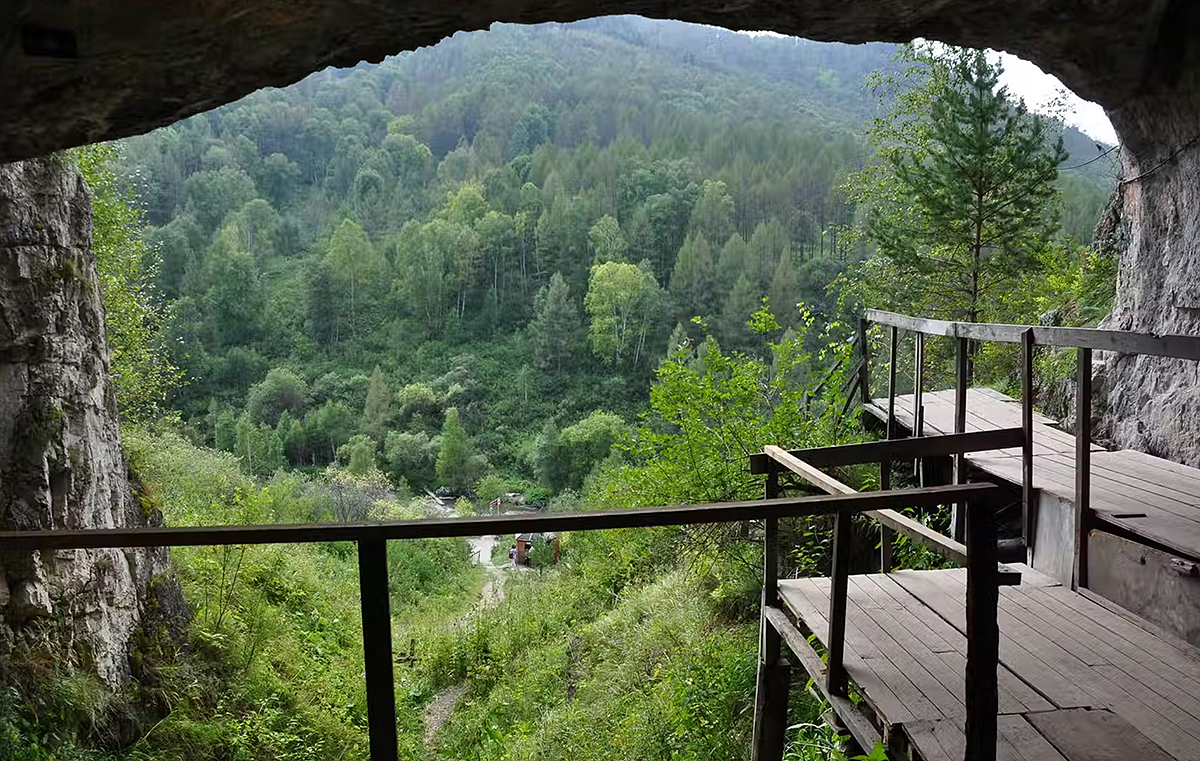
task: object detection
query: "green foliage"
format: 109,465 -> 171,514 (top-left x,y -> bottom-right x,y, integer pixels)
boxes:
97,427 -> 479,761
530,272 -> 582,375
436,407 -> 481,493
361,365 -> 392,438
245,368 -> 308,425
383,430 -> 438,490
847,44 -> 1069,324
72,144 -> 179,420
337,434 -> 378,476
585,260 -> 663,369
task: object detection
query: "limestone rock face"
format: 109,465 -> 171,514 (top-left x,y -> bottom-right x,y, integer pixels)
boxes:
0,158 -> 169,687
1100,52 -> 1200,466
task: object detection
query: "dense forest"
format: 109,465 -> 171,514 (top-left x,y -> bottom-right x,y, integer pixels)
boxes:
4,16 -> 1118,761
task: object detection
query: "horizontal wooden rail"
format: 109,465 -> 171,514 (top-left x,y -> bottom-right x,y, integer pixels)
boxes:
760,445 -> 1017,576
0,484 -> 1000,551
748,428 -> 1024,473
867,308 -> 1200,360
763,606 -> 882,753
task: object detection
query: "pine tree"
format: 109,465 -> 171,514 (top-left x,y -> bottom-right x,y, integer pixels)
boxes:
670,233 -> 719,323
436,407 -> 474,493
852,45 -> 1067,327
718,273 -> 760,352
363,365 -> 391,438
767,250 -> 800,327
530,272 -> 581,376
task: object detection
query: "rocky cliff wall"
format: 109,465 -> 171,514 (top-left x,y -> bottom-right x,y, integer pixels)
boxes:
1100,38 -> 1200,466
0,158 -> 169,688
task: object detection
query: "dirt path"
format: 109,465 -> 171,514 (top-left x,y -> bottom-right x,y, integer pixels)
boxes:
421,534 -> 506,745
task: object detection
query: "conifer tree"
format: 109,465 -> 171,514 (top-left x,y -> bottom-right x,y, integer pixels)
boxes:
669,233 -> 719,323
363,365 -> 391,438
530,272 -> 581,375
851,45 -> 1067,326
436,407 -> 475,493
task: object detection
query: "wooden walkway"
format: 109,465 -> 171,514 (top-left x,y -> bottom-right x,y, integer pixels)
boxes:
866,388 -> 1200,563
780,566 -> 1200,761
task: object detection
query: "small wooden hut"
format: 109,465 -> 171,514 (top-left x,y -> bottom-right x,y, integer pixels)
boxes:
514,532 -> 560,565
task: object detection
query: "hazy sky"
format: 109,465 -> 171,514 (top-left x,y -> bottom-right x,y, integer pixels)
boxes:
736,29 -> 1118,145
995,52 -> 1117,145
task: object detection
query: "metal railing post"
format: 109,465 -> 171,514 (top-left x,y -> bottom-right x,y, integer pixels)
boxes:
358,539 -> 398,761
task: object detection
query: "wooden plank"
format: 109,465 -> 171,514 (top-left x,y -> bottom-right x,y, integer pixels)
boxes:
1022,328 -> 1035,553
846,598 -> 963,722
0,482 -> 1001,551
891,570 -> 1095,708
749,429 -> 1026,471
760,444 -> 976,567
1039,453 -> 1200,523
1091,455 -> 1200,505
1028,709 -> 1177,761
1007,585 -> 1200,713
866,308 -> 1200,360
1040,585 -> 1200,675
975,454 -> 1200,560
935,649 -> 1057,716
905,715 -> 1070,761
1078,587 -> 1200,663
964,490 -> 1000,761
864,574 -> 966,654
762,606 -> 882,754
905,719 -> 956,761
1119,449 -> 1200,485
1092,663 -> 1200,744
827,508 -> 852,697
1075,345 -> 1093,590
780,579 -> 914,723
359,539 -> 399,761
996,713 -> 1070,761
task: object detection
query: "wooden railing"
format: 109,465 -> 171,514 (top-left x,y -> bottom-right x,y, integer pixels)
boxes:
0,481 -> 998,761
751,435 -> 1008,761
861,309 -> 1200,591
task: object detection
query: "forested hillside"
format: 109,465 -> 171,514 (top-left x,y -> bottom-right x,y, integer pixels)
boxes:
114,16 -> 1112,492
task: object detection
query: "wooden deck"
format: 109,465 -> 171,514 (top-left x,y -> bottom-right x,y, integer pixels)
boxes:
780,567 -> 1200,761
866,388 -> 1200,563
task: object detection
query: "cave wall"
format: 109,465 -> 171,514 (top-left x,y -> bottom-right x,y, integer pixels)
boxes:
0,158 -> 169,687
1100,8 -> 1200,466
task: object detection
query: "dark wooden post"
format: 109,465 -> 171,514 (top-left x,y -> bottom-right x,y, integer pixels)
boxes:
913,332 -> 925,479
1074,348 -> 1092,591
359,539 -> 398,761
1021,329 -> 1036,559
827,506 -> 851,697
964,498 -> 999,761
951,335 -> 969,543
881,325 -> 898,571
753,468 -> 789,761
857,317 -> 871,405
